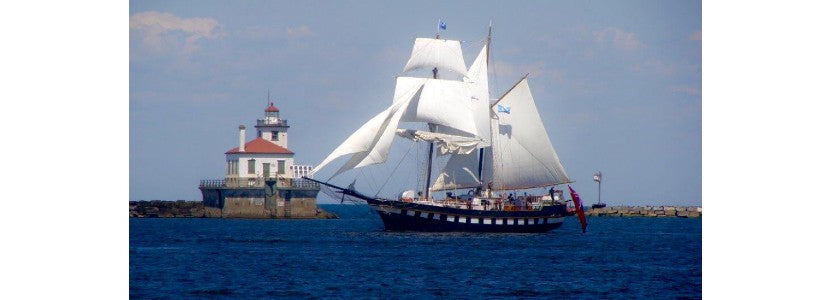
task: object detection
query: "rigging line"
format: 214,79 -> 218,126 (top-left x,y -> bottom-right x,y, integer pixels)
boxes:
369,165 -> 382,193
376,140 -> 417,197
366,165 -> 380,195
359,168 -> 377,193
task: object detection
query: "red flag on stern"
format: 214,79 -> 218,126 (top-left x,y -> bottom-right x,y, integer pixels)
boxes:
568,185 -> 588,233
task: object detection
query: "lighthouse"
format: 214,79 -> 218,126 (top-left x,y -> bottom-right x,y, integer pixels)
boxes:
199,100 -> 326,219
224,102 -> 295,184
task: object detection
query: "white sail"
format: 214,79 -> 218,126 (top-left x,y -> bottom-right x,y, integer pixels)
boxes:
397,77 -> 479,136
395,129 -> 482,155
430,151 -> 481,192
392,77 -> 427,104
310,86 -> 421,178
403,38 -> 468,77
333,99 -> 410,176
464,44 -> 491,147
480,146 -> 493,185
489,77 -> 570,190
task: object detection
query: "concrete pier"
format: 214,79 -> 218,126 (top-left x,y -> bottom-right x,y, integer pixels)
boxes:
129,200 -> 338,219
585,206 -> 702,218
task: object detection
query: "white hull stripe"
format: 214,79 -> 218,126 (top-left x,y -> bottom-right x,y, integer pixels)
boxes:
382,208 -> 564,225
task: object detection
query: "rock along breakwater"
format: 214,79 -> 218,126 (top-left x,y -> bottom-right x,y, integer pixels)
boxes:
129,200 -> 338,219
586,206 -> 702,218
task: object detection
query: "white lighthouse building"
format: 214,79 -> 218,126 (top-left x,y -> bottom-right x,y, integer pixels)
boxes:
200,101 -> 325,219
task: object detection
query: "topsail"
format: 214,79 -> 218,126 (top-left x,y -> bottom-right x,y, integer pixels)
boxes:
403,38 -> 468,77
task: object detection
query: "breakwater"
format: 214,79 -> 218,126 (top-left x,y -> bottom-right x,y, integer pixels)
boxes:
586,206 -> 701,218
129,200 -> 338,219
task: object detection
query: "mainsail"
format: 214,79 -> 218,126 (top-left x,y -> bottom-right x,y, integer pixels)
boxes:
488,77 -> 570,190
403,38 -> 468,77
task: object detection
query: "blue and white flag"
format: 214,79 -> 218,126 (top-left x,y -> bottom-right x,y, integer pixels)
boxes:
439,20 -> 447,31
497,105 -> 511,114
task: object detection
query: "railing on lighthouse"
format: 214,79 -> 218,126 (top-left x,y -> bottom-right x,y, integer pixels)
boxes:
199,176 -> 319,189
256,119 -> 289,127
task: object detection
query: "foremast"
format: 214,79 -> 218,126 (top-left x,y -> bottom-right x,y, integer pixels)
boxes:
422,30 -> 442,200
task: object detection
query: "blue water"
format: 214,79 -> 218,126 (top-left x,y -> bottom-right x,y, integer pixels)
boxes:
130,205 -> 701,299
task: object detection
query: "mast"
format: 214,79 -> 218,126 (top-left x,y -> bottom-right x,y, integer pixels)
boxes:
477,21 -> 493,183
424,30 -> 440,199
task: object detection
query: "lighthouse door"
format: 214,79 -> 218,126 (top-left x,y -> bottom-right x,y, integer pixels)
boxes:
263,163 -> 270,178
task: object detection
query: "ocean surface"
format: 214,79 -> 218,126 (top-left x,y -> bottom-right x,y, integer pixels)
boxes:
130,205 -> 701,299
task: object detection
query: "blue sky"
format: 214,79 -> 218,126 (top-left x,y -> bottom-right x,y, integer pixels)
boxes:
130,0 -> 701,205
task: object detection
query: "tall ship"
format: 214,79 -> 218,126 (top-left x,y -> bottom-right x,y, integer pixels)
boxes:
306,23 -> 587,233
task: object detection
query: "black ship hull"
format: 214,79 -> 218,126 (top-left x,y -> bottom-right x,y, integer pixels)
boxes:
366,198 -> 567,233
303,177 -> 569,233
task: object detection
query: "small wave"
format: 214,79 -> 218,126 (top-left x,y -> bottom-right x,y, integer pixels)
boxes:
227,237 -> 288,244
189,288 -> 234,296
489,289 -> 555,297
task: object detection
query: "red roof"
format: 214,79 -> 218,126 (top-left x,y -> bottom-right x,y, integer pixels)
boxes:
225,137 -> 294,154
265,102 -> 279,112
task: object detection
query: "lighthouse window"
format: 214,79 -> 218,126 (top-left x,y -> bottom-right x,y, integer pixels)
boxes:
248,159 -> 256,174
277,160 -> 285,174
271,131 -> 279,141
227,160 -> 238,175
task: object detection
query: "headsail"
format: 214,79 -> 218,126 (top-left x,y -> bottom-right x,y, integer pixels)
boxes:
488,77 -> 570,190
310,85 -> 422,178
403,38 -> 468,77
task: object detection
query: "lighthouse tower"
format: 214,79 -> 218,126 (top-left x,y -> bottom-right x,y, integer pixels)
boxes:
256,102 -> 289,148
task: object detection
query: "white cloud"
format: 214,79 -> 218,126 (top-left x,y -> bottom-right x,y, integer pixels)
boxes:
285,25 -> 314,38
631,58 -> 677,76
594,27 -> 645,51
239,25 -> 315,40
130,11 -> 222,53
